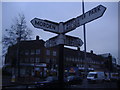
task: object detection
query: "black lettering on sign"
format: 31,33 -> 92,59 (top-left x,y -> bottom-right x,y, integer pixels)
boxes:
81,14 -> 86,19
97,6 -> 101,11
38,21 -> 43,27
75,18 -> 80,27
64,18 -> 79,31
35,20 -> 40,26
42,22 -> 46,27
51,25 -> 56,30
46,23 -> 49,28
89,6 -> 101,16
35,20 -> 56,30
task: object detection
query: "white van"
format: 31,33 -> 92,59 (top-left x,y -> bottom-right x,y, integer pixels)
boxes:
87,72 -> 105,83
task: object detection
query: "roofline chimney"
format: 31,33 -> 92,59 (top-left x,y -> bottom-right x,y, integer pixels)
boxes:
36,36 -> 39,40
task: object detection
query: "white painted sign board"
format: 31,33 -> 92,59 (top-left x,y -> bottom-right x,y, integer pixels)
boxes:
44,35 -> 58,48
31,5 -> 106,34
64,35 -> 83,47
45,35 -> 83,48
31,18 -> 59,34
31,5 -> 106,48
63,5 -> 106,33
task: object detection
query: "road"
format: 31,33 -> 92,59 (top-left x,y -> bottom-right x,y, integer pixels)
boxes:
2,77 -> 119,89
70,78 -> 118,88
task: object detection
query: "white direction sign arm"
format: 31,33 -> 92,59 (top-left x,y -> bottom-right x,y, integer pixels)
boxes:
45,34 -> 83,48
45,34 -> 65,48
63,5 -> 106,33
31,18 -> 59,34
45,36 -> 58,48
77,5 -> 106,25
64,35 -> 83,47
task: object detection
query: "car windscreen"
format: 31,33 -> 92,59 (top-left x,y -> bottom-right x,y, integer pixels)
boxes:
88,73 -> 97,78
67,76 -> 74,79
46,77 -> 57,81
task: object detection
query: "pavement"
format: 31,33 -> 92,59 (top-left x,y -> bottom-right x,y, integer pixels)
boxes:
2,75 -> 44,86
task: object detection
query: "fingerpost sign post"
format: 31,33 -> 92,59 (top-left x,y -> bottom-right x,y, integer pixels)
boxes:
31,3 -> 106,88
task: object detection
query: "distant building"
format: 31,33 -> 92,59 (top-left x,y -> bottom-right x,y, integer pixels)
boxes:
4,36 -> 115,77
100,53 -> 117,72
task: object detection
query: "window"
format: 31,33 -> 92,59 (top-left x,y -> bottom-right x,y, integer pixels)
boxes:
80,59 -> 82,62
31,50 -> 35,55
20,51 -> 24,55
25,58 -> 29,63
77,58 -> 79,62
70,57 -> 72,61
46,50 -> 50,55
75,58 -> 77,62
66,57 -> 69,61
35,58 -> 40,63
72,57 -> 74,62
20,59 -> 24,63
53,51 -> 57,56
52,58 -> 56,63
46,58 -> 50,63
25,50 -> 29,55
30,58 -> 34,63
36,49 -> 40,55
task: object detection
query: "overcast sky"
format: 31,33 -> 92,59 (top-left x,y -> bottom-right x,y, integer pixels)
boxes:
2,1 -> 118,64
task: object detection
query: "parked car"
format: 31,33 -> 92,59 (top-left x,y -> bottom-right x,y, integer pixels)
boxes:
87,72 -> 105,83
104,72 -> 120,82
35,76 -> 59,88
110,73 -> 119,81
67,75 -> 83,85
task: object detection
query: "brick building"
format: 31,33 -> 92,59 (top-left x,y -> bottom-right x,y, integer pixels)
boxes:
4,36 -> 58,77
4,36 -> 112,78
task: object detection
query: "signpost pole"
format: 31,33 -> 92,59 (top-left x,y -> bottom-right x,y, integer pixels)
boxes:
58,44 -> 64,88
82,0 -> 87,77
58,22 -> 64,88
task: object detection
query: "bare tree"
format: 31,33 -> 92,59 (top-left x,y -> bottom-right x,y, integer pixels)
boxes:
2,14 -> 32,57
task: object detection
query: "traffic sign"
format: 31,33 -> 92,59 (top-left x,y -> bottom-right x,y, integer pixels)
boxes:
63,5 -> 106,33
44,34 -> 65,48
31,4 -> 106,88
31,4 -> 106,48
64,35 -> 83,47
44,34 -> 83,48
31,5 -> 106,34
44,35 -> 58,48
31,18 -> 59,34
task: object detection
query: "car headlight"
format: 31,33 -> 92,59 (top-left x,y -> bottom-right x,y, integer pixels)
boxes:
40,83 -> 44,86
67,79 -> 70,82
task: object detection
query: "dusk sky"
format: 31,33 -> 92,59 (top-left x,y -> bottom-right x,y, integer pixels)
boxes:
1,1 -> 119,65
